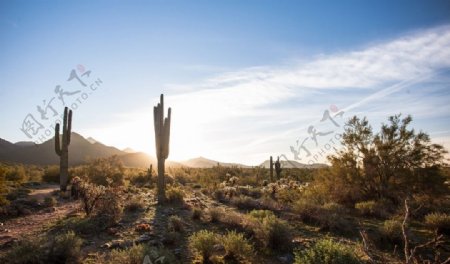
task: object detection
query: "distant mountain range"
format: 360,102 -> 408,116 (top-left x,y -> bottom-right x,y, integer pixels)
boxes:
260,159 -> 328,169
0,133 -> 327,169
181,156 -> 251,168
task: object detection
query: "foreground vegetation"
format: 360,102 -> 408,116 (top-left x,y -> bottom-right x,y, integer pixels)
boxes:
0,114 -> 449,263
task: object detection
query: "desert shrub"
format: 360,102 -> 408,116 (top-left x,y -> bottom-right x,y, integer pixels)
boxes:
294,239 -> 362,264
208,207 -> 223,223
222,230 -> 254,263
130,172 -> 152,187
44,196 -> 57,207
219,211 -> 245,230
168,215 -> 184,232
83,156 -> 125,187
236,186 -> 262,199
78,181 -> 105,216
230,195 -> 260,210
425,212 -> 450,235
42,165 -> 60,183
96,187 -> 123,225
0,172 -> 9,206
192,207 -> 202,220
379,219 -> 403,246
248,209 -> 275,220
212,189 -> 225,202
77,179 -> 122,225
6,187 -> 31,201
293,200 -> 351,233
317,203 -> 352,234
124,196 -> 146,212
2,236 -> 45,263
258,196 -> 282,211
51,216 -> 108,235
276,187 -> 302,204
166,185 -> 184,204
355,200 -> 390,218
189,230 -> 219,263
48,231 -> 83,263
293,199 -> 322,223
247,209 -> 292,252
6,166 -> 26,182
108,244 -> 178,264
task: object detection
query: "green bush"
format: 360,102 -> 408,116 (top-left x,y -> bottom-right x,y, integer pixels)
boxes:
247,210 -> 292,252
48,231 -> 83,263
247,209 -> 275,220
222,231 -> 254,263
2,232 -> 83,264
189,230 -> 219,263
192,207 -> 202,220
168,215 -> 184,232
2,236 -> 44,263
355,200 -> 389,218
208,207 -> 223,223
83,156 -> 125,187
42,165 -> 60,183
379,219 -> 403,246
124,196 -> 146,212
166,185 -> 184,204
294,239 -> 362,264
6,166 -> 26,182
96,187 -> 123,225
108,244 -> 178,264
425,212 -> 450,235
293,199 -> 322,223
230,195 -> 260,210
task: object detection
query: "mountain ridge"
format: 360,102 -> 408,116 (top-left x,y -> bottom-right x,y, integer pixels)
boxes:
0,133 -> 327,169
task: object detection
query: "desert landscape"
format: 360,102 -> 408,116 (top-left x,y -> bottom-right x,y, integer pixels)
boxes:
1,1 -> 450,264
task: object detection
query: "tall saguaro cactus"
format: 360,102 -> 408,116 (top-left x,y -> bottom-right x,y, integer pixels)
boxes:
153,94 -> 171,203
269,156 -> 274,182
55,107 -> 72,191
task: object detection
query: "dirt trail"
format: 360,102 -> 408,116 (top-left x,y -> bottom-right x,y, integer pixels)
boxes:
0,185 -> 79,247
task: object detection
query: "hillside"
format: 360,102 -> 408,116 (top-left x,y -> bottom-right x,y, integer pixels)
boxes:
181,156 -> 251,168
0,133 -> 124,166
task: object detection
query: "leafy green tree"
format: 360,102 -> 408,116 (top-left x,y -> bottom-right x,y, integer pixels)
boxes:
323,114 -> 447,202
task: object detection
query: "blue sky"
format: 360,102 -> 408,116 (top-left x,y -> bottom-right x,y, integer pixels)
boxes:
1,0 -> 450,164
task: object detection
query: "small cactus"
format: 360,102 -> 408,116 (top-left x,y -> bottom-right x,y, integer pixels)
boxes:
55,107 -> 72,191
153,94 -> 171,203
269,156 -> 274,182
275,156 -> 282,180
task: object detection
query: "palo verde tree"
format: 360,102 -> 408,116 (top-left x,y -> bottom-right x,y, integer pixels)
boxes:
324,114 -> 447,203
153,94 -> 171,203
55,107 -> 72,191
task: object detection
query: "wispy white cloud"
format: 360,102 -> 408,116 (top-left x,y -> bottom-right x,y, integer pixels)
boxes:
95,25 -> 450,164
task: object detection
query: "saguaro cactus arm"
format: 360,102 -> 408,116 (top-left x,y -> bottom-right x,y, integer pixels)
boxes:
55,123 -> 61,156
